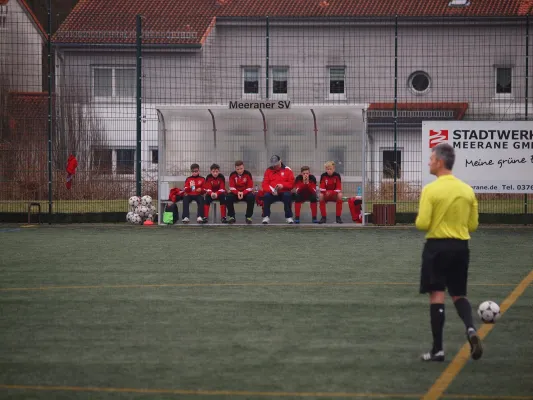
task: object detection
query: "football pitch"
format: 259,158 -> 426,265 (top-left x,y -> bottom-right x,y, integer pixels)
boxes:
0,225 -> 532,400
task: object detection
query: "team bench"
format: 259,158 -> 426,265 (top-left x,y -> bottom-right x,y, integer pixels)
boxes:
158,176 -> 369,224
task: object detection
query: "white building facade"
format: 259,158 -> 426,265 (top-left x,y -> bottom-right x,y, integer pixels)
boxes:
52,1 -> 533,195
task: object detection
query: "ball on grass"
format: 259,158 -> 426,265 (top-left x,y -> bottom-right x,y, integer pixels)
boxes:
477,300 -> 501,323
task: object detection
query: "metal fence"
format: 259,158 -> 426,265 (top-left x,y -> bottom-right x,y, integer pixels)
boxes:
1,7 -> 532,221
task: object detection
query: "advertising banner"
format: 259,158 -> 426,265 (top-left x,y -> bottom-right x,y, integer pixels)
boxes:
422,121 -> 533,193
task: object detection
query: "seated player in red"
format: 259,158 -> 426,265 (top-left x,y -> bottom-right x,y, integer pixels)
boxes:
261,155 -> 295,224
182,163 -> 206,224
347,196 -> 363,223
203,163 -> 227,223
292,165 -> 318,224
318,161 -> 343,224
226,160 -> 255,224
165,186 -> 183,223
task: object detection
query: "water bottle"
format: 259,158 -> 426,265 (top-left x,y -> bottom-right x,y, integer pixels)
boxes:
316,186 -> 320,200
357,185 -> 362,197
191,184 -> 195,192
255,184 -> 258,193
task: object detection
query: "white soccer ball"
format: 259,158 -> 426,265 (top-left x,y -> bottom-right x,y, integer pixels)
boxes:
136,205 -> 150,218
477,300 -> 501,323
145,204 -> 154,219
126,211 -> 135,223
131,213 -> 142,224
129,196 -> 141,208
141,195 -> 152,206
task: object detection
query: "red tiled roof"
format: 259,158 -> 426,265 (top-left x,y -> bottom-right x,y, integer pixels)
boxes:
53,0 -> 533,45
211,0 -> 530,18
368,102 -> 469,120
518,0 -> 533,14
7,92 -> 48,126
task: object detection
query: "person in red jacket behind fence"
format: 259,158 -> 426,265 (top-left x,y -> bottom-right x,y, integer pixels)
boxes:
203,163 -> 227,224
182,163 -> 206,224
319,161 -> 343,224
292,166 -> 318,224
65,153 -> 78,190
226,160 -> 255,224
261,155 -> 295,224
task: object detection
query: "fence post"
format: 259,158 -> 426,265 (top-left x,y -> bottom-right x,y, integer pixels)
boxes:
525,15 -> 529,222
266,16 -> 270,99
393,15 -> 398,205
136,15 -> 143,197
47,0 -> 53,223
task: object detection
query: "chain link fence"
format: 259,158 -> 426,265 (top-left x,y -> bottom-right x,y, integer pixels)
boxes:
1,6 -> 532,222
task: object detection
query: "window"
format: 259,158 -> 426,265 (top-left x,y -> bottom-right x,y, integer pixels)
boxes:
116,69 -> 136,98
328,146 -> 346,174
93,148 -> 113,174
329,67 -> 345,96
151,149 -> 159,164
496,67 -> 512,95
94,68 -> 112,97
92,148 -> 135,175
448,0 -> 470,6
382,150 -> 402,179
271,67 -> 288,95
0,5 -> 7,30
116,149 -> 135,174
243,67 -> 259,95
93,67 -> 135,100
408,71 -> 431,94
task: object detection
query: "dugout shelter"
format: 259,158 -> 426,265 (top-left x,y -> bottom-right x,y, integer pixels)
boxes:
155,104 -> 368,224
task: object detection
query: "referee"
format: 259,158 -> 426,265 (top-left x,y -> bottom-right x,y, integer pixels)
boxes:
415,143 -> 482,362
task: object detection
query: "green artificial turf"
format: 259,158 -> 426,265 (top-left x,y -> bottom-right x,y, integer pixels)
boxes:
0,225 -> 531,399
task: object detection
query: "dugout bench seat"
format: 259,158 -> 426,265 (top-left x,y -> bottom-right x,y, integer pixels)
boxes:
158,176 -> 372,224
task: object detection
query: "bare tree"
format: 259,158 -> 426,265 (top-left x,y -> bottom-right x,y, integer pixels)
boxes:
0,75 -> 49,200
53,85 -> 110,199
53,86 -> 105,170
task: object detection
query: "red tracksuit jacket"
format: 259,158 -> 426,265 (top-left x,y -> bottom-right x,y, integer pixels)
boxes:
319,172 -> 342,193
204,174 -> 226,195
169,187 -> 183,202
262,164 -> 294,194
294,174 -> 317,194
229,170 -> 254,195
183,175 -> 206,195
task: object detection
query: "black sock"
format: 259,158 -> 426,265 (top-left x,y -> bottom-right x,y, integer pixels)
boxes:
454,297 -> 475,331
430,303 -> 445,353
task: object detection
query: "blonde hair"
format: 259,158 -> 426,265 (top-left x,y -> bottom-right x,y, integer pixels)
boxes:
324,161 -> 335,168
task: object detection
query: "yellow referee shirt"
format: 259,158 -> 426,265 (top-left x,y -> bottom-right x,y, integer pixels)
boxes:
415,175 -> 479,240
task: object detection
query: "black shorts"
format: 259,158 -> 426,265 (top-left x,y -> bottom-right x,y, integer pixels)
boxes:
419,239 -> 470,296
